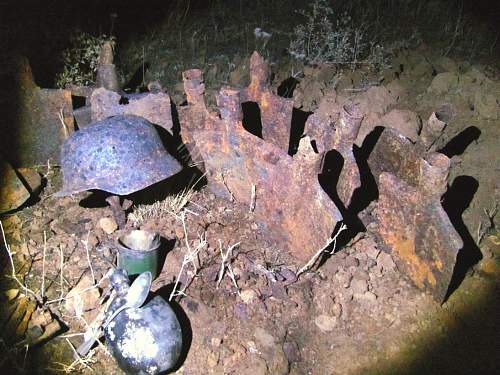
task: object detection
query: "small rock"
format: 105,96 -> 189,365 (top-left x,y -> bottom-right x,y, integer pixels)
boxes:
380,109 -> 422,142
283,341 -> 301,363
354,291 -> 377,303
254,327 -> 276,347
344,256 -> 359,268
234,303 -> 249,320
427,72 -> 459,94
350,278 -> 368,294
474,88 -> 500,120
174,225 -> 185,239
365,246 -> 380,260
315,314 -> 337,332
335,270 -> 352,288
98,217 -> 118,234
211,337 -> 222,348
377,252 -> 396,271
240,289 -> 259,304
4,289 -> 19,301
331,302 -> 342,318
367,258 -> 377,269
207,351 -> 220,367
64,273 -> 100,317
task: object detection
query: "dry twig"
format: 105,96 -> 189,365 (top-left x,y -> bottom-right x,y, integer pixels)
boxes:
216,240 -> 241,295
297,223 -> 348,276
0,221 -> 39,300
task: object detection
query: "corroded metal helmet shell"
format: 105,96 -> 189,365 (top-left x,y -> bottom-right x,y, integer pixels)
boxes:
55,115 -> 182,196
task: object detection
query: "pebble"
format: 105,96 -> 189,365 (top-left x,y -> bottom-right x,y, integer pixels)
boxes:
4,288 -> 19,301
283,341 -> 301,363
354,291 -> 377,303
98,217 -> 118,234
365,247 -> 380,260
344,256 -> 359,268
174,225 -> 185,239
211,337 -> 222,348
254,327 -> 276,347
240,289 -> 259,304
377,252 -> 396,271
350,278 -> 368,294
314,314 -> 337,332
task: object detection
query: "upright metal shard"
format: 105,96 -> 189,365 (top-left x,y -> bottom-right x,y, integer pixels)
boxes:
241,51 -> 293,152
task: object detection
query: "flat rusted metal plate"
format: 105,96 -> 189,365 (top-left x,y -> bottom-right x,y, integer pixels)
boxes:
193,125 -> 342,262
2,57 -> 74,166
241,52 -> 293,152
377,171 -> 461,302
305,102 -> 364,208
368,127 -> 423,186
91,88 -> 174,133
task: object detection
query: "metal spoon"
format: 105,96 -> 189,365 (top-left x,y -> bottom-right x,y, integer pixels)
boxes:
77,271 -> 152,356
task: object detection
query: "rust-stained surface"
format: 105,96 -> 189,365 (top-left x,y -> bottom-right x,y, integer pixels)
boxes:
91,88 -> 174,133
304,100 -> 364,208
191,87 -> 342,262
178,69 -> 223,148
369,127 -> 423,186
375,150 -> 462,302
333,103 -> 364,207
5,57 -> 75,166
241,52 -> 293,152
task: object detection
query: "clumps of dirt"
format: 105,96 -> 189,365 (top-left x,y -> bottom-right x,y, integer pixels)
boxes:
4,172 -> 437,374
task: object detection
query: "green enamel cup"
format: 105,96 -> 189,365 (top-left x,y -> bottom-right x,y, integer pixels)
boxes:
117,230 -> 161,279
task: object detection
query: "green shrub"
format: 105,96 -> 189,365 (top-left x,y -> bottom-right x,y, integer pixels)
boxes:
55,32 -> 115,88
289,0 -> 387,69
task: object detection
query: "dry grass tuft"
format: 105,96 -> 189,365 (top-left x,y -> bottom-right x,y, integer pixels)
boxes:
129,185 -> 198,226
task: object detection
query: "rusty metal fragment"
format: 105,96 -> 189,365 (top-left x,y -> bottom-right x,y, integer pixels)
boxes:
241,51 -> 293,152
95,41 -> 120,92
368,127 -> 423,186
373,133 -> 462,301
90,88 -> 174,133
192,88 -> 342,262
3,57 -> 75,166
305,100 -> 364,208
421,104 -> 453,150
178,69 -> 223,145
333,103 -> 364,207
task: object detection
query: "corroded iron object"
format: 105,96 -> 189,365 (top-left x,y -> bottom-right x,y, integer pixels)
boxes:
95,41 -> 120,92
368,127 -> 423,186
56,115 -> 182,196
241,51 -> 293,152
5,57 -> 75,166
91,88 -> 174,133
334,103 -> 364,207
192,88 -> 342,262
304,101 -> 364,208
178,69 -> 222,148
375,148 -> 462,302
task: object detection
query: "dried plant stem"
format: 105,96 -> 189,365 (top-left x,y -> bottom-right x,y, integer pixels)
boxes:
41,231 -> 47,299
83,230 -> 95,285
297,223 -> 348,276
0,221 -> 39,300
58,108 -> 69,138
169,210 -> 207,301
249,184 -> 256,213
59,244 -> 64,303
216,240 -> 241,295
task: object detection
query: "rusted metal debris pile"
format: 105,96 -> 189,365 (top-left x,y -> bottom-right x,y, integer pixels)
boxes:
174,51 -> 462,302
9,48 -> 463,302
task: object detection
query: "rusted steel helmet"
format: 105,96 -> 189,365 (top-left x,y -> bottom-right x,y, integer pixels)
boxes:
55,115 -> 182,196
